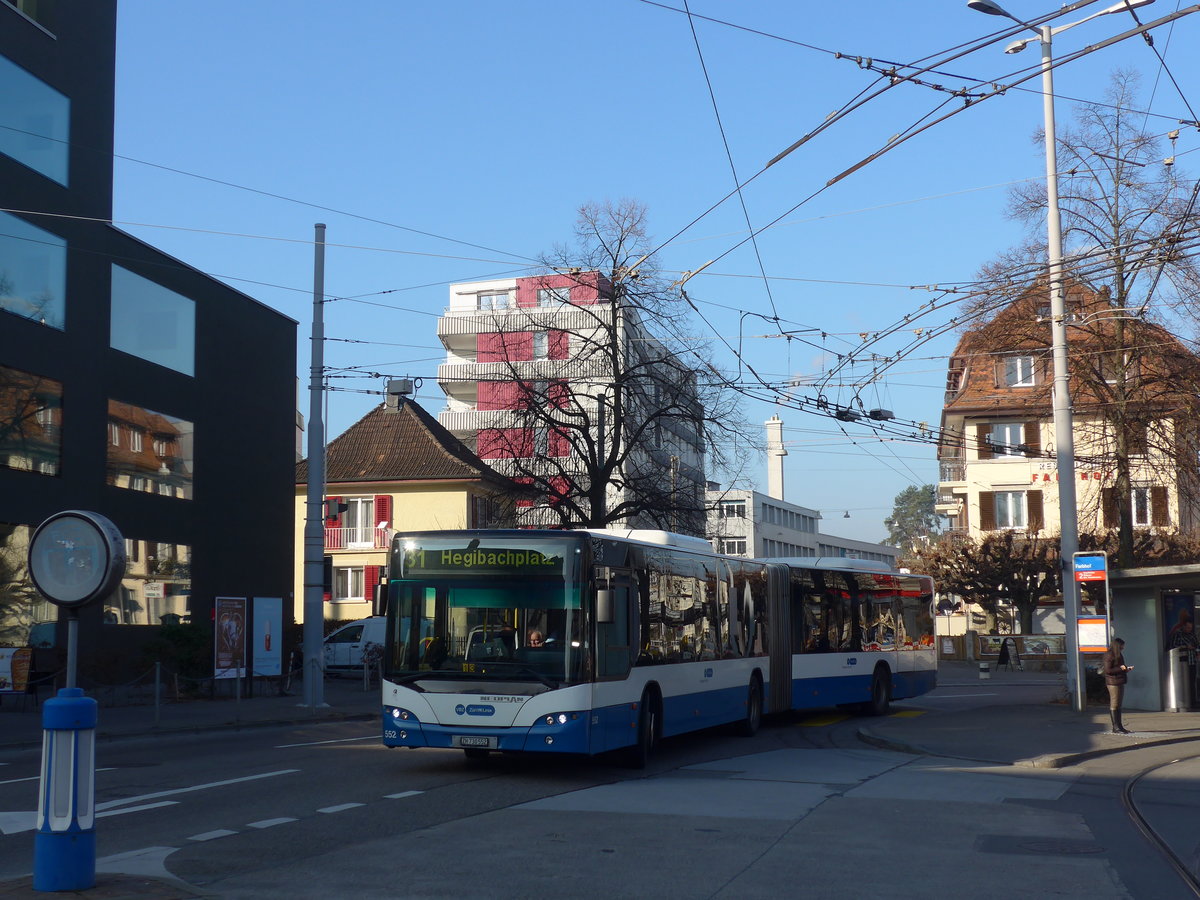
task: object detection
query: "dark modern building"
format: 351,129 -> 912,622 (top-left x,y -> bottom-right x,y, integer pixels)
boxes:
0,1 -> 298,679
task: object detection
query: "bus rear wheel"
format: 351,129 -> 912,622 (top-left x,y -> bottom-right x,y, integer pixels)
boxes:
863,668 -> 890,717
734,677 -> 763,737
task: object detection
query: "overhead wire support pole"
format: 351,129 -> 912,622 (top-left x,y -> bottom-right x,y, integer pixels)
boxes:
302,223 -> 328,710
1037,24 -> 1085,713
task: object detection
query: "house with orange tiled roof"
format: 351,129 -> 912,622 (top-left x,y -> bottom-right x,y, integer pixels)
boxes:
294,391 -> 531,623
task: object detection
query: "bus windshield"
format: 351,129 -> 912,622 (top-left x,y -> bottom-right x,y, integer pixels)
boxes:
386,533 -> 588,687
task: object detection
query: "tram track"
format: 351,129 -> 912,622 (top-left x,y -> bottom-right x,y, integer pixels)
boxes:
1123,751 -> 1200,897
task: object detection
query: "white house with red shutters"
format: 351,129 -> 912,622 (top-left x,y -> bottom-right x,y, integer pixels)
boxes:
436,272 -> 708,530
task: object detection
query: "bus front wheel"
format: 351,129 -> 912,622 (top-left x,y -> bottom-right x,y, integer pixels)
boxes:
623,692 -> 658,769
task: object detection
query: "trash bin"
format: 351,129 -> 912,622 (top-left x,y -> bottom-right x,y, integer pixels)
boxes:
1166,647 -> 1190,712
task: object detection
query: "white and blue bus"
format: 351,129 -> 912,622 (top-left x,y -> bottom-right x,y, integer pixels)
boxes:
381,528 -> 935,765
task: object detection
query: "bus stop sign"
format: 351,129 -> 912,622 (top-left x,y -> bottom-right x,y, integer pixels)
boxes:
1073,552 -> 1108,583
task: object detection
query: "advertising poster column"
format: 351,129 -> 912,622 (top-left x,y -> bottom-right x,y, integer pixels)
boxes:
0,648 -> 32,694
252,596 -> 283,677
214,596 -> 247,680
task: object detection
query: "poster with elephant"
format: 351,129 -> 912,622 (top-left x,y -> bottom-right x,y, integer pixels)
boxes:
215,595 -> 247,679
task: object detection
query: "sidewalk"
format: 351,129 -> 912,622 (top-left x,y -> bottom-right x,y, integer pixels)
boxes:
0,674 -> 380,752
859,658 -> 1200,768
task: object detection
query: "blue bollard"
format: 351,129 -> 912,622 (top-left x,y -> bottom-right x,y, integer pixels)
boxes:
33,687 -> 98,892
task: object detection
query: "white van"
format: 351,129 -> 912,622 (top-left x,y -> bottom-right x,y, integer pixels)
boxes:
323,616 -> 385,674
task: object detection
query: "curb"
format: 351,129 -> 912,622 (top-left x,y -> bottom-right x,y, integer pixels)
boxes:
857,725 -> 1200,769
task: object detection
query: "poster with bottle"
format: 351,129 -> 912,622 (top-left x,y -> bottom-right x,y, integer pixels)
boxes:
253,596 -> 283,676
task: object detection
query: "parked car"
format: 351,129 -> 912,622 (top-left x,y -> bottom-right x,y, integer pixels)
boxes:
323,616 -> 385,675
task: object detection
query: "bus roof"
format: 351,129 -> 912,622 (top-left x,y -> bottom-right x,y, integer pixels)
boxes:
578,528 -> 715,553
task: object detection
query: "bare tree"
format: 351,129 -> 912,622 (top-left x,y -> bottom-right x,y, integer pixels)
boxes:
906,531 -> 1058,635
470,200 -> 755,535
908,528 -> 1200,635
968,71 -> 1200,566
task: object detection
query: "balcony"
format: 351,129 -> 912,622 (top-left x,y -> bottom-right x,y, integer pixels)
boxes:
439,409 -> 531,433
437,305 -> 615,339
325,526 -> 391,552
939,461 -> 966,483
437,358 -> 608,384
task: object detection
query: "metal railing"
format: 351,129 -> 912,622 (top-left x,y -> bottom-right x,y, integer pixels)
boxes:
325,526 -> 391,551
939,461 -> 966,483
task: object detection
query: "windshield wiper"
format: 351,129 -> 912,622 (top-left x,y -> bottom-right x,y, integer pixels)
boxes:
471,661 -> 560,690
391,670 -> 477,687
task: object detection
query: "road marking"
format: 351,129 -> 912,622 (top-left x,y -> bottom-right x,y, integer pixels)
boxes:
0,775 -> 39,787
797,713 -> 851,727
97,801 -> 178,819
384,791 -> 424,800
275,736 -> 377,749
1,800 -> 184,836
921,693 -> 1000,699
247,817 -> 297,829
317,802 -> 365,814
96,769 -> 300,811
0,811 -> 38,835
189,829 -> 237,842
0,768 -> 114,788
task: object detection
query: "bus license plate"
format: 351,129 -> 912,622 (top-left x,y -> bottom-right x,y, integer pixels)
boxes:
455,736 -> 496,749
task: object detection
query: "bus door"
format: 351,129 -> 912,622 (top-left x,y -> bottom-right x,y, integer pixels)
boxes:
765,565 -> 791,714
596,568 -> 638,680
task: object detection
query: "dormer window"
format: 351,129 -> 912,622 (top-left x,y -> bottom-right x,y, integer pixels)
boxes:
1003,355 -> 1036,387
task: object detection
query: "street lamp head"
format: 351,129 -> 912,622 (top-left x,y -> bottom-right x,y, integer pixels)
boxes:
966,0 -> 1013,15
1004,37 -> 1032,53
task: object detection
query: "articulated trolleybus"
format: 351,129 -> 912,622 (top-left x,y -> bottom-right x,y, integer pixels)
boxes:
381,528 -> 935,765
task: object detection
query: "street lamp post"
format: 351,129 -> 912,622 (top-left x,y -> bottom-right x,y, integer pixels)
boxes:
966,0 -> 1154,711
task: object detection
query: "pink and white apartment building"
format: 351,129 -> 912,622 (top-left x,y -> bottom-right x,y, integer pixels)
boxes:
435,272 -> 707,527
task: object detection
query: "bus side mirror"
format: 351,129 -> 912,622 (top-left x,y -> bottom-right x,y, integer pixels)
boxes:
597,589 -> 614,624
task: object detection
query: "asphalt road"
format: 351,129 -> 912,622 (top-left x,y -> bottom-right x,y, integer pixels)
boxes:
1,685 -> 1198,898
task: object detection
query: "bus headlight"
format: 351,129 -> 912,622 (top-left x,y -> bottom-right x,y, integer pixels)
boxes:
391,707 -> 413,720
543,713 -> 573,727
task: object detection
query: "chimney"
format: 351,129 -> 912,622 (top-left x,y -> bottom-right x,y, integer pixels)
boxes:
765,415 -> 787,500
385,378 -> 413,411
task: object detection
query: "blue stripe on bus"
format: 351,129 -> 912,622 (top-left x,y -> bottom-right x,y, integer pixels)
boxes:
381,668 -> 937,756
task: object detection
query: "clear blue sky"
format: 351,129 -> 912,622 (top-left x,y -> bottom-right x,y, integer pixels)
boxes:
111,1 -> 1200,542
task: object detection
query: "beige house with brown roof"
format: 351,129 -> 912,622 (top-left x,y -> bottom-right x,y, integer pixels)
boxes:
294,395 -> 527,623
937,278 -> 1200,540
